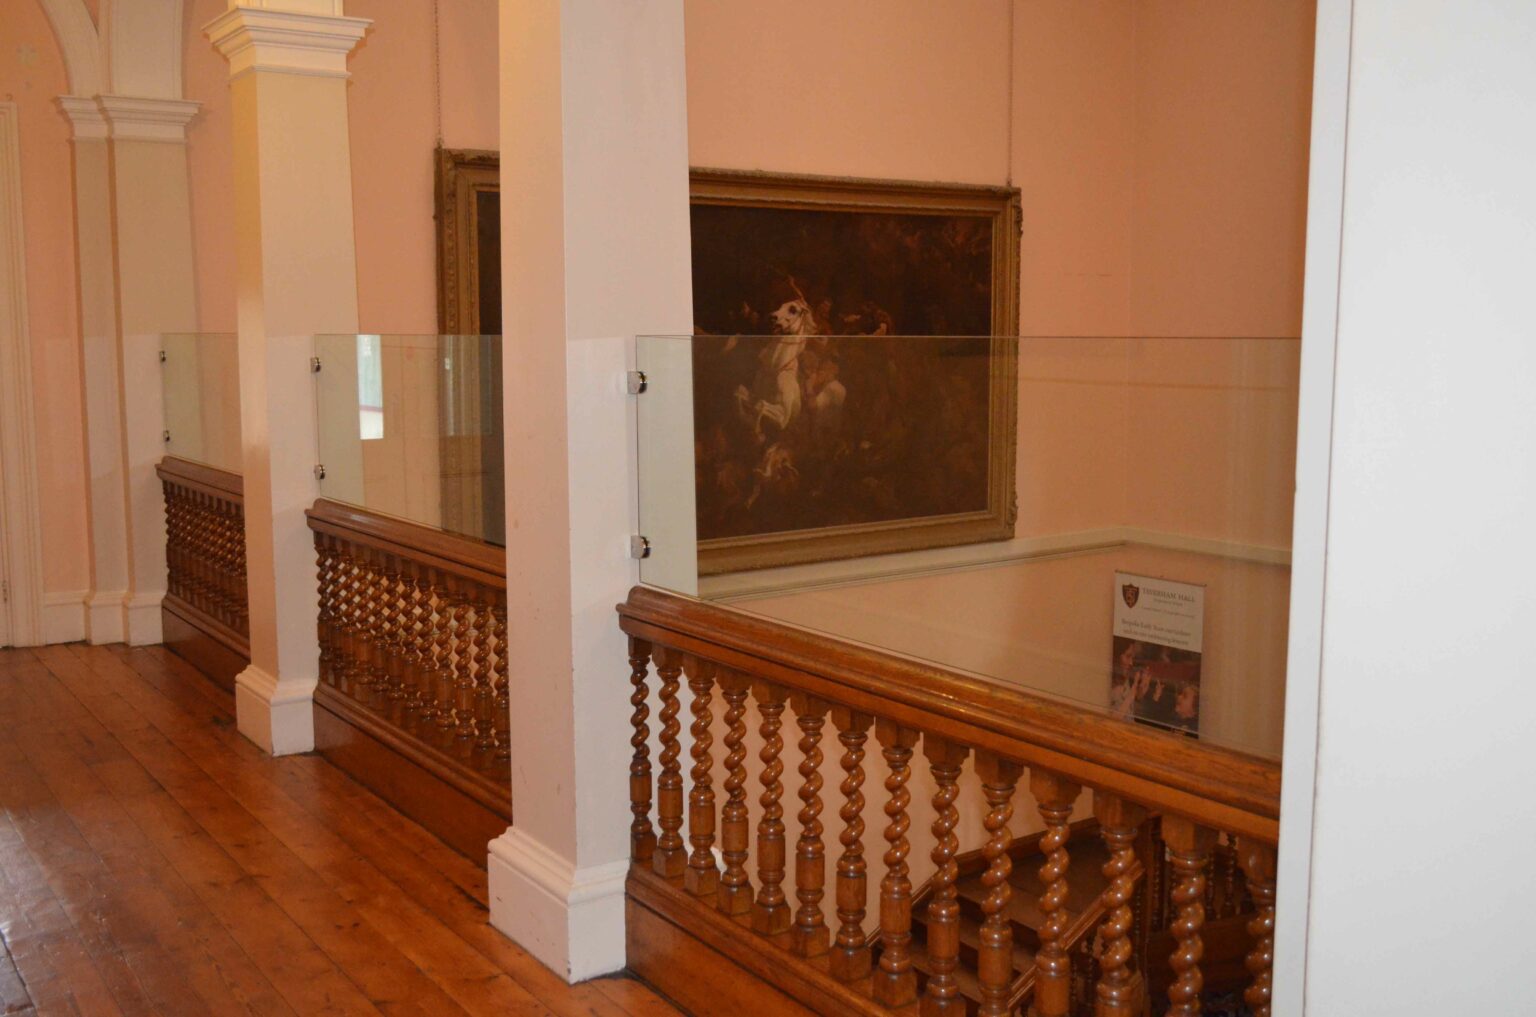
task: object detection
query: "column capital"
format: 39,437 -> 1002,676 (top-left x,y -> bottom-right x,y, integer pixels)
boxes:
99,96 -> 202,143
58,96 -> 108,141
205,6 -> 371,81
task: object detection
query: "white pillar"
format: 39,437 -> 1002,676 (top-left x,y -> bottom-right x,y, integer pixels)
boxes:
104,96 -> 202,646
56,93 -> 201,647
487,0 -> 694,982
57,96 -> 131,644
207,3 -> 369,755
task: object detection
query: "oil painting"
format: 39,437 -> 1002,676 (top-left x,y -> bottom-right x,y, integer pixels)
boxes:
690,169 -> 1020,574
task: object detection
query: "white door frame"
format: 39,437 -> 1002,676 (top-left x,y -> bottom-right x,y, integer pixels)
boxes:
0,102 -> 45,647
1273,0 -> 1353,1012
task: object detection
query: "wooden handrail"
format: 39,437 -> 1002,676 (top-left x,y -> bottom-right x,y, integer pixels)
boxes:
618,585 -> 1279,843
156,455 -> 244,499
306,498 -> 503,585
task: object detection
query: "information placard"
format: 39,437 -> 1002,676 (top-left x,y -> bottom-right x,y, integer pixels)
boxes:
1109,572 -> 1205,736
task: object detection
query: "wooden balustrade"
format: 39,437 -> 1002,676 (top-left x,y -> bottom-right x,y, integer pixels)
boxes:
158,457 -> 249,688
618,586 -> 1281,1017
306,499 -> 510,860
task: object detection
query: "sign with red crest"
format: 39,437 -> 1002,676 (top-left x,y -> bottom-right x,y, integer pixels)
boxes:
1109,572 -> 1205,737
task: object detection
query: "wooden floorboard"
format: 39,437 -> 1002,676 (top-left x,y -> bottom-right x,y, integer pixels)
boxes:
0,644 -> 681,1017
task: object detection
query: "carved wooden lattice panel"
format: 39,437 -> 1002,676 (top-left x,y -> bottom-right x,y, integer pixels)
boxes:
308,499 -> 510,795
158,457 -> 248,644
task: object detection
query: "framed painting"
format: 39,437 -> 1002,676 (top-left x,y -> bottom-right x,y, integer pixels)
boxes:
434,147 -> 501,336
434,148 -> 504,544
690,168 -> 1021,575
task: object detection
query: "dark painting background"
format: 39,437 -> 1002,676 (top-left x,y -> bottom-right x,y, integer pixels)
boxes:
690,204 -> 998,542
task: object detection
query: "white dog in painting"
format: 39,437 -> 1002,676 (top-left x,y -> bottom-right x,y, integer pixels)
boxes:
735,292 -> 818,440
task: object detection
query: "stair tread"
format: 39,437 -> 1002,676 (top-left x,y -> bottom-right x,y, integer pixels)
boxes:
954,836 -> 1111,931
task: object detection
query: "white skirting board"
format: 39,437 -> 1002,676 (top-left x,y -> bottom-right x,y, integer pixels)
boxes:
41,590 -> 88,644
487,827 -> 629,983
234,663 -> 317,756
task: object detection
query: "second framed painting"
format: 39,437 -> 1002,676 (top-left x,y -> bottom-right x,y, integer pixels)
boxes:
690,168 -> 1021,575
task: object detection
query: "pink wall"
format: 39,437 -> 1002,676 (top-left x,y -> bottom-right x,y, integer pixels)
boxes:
184,0 -> 237,334
2,0 -> 91,593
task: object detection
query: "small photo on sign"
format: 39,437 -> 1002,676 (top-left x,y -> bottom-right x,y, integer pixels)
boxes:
1109,572 -> 1205,738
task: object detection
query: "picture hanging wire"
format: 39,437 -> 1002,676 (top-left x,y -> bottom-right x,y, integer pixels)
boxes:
432,0 -> 444,148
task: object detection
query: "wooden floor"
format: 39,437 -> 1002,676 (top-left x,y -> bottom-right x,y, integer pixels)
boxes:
0,643 -> 682,1017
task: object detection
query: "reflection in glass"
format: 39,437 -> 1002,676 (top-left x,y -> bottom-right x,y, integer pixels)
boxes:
636,334 -> 1299,761
160,332 -> 241,474
315,334 -> 504,546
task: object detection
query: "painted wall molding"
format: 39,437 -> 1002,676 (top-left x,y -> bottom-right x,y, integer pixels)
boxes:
701,525 -> 1293,602
58,95 -> 109,139
0,103 -> 45,648
98,95 -> 201,143
36,0 -> 105,97
205,7 -> 371,81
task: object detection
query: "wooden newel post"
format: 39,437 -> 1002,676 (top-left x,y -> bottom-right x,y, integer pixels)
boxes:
1028,768 -> 1082,1017
975,751 -> 1024,1017
751,680 -> 792,935
716,671 -> 754,915
921,734 -> 971,1017
829,706 -> 874,981
684,657 -> 720,896
1162,816 -> 1217,1017
1236,838 -> 1278,1017
651,647 -> 687,877
1092,791 -> 1149,1017
627,637 -> 656,862
790,693 -> 831,957
872,718 -> 920,1007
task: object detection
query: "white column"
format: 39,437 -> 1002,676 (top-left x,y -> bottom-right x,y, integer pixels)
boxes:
488,0 -> 693,981
57,96 -> 131,644
1285,2 -> 1536,1013
207,3 -> 369,755
56,93 -> 200,647
103,96 -> 202,646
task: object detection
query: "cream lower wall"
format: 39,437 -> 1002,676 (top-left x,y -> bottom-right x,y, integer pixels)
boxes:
737,545 -> 1289,760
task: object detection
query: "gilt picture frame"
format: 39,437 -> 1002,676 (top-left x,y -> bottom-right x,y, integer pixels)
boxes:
690,168 -> 1021,575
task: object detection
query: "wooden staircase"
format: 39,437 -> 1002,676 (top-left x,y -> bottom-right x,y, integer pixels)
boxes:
907,824 -> 1110,1016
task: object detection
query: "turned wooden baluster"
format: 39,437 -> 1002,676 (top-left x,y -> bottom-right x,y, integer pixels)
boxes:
437,578 -> 469,741
1236,838 -> 1277,1017
1093,792 -> 1149,1017
716,671 -> 753,915
403,569 -> 431,721
342,550 -> 370,697
474,592 -> 499,761
314,536 -> 335,686
684,657 -> 719,896
1030,768 -> 1082,1017
1163,816 -> 1216,1017
751,680 -> 791,935
491,600 -> 510,764
872,719 -> 920,1006
453,596 -> 482,754
422,577 -> 451,727
921,735 -> 971,1017
651,647 -> 687,877
380,554 -> 408,708
975,751 -> 1023,1017
627,637 -> 656,863
829,707 -> 873,980
789,693 -> 830,957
